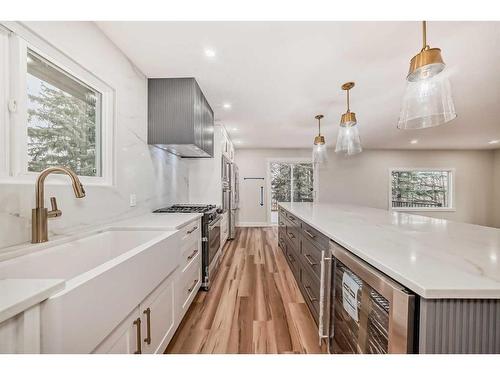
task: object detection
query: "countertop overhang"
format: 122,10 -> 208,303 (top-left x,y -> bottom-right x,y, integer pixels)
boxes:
279,202 -> 500,299
0,279 -> 65,323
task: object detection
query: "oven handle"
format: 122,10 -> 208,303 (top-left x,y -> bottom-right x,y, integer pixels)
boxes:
318,249 -> 332,344
208,215 -> 222,229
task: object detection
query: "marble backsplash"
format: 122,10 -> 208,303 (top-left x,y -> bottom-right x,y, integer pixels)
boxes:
0,146 -> 189,250
0,22 -> 190,250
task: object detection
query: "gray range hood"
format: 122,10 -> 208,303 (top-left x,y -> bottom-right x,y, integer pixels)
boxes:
148,78 -> 214,158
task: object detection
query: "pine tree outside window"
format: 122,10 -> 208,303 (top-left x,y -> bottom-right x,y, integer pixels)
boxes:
0,23 -> 114,185
27,50 -> 102,177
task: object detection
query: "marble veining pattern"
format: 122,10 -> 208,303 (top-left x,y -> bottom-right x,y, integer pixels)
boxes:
0,22 -> 189,250
280,202 -> 500,299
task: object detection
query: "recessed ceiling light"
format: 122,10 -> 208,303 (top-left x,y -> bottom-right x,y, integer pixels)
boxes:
223,103 -> 232,109
410,139 -> 418,144
204,48 -> 216,58
234,140 -> 242,144
231,127 -> 238,132
488,139 -> 500,144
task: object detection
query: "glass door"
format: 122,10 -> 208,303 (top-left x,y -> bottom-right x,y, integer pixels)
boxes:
269,161 -> 314,224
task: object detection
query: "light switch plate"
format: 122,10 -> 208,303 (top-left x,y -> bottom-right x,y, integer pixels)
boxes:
129,193 -> 137,207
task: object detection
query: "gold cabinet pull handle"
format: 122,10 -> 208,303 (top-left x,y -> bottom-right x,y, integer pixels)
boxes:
304,253 -> 318,266
186,225 -> 198,235
187,248 -> 199,260
288,232 -> 295,239
288,253 -> 295,263
133,317 -> 142,354
143,308 -> 151,345
304,229 -> 315,239
188,279 -> 199,293
304,285 -> 318,302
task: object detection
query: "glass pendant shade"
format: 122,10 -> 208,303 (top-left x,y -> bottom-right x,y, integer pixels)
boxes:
335,122 -> 362,156
398,71 -> 456,129
312,114 -> 327,164
335,82 -> 362,156
399,21 -> 456,130
312,143 -> 328,164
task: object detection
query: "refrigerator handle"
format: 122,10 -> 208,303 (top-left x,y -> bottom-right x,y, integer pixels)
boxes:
318,249 -> 332,344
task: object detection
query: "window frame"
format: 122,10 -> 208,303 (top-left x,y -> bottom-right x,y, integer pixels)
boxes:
266,157 -> 319,225
388,167 -> 456,212
0,21 -> 115,186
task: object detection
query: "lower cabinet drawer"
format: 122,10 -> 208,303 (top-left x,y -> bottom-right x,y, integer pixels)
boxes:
300,237 -> 322,280
178,253 -> 201,314
180,236 -> 201,272
301,221 -> 329,251
278,235 -> 286,252
285,222 -> 300,250
300,266 -> 320,323
179,219 -> 201,243
284,237 -> 300,279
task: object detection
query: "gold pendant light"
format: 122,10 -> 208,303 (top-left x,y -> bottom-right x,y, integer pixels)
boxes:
312,114 -> 327,164
398,21 -> 457,129
407,21 -> 445,81
335,82 -> 362,156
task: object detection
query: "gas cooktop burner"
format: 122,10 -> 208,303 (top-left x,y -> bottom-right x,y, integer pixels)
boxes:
153,204 -> 216,214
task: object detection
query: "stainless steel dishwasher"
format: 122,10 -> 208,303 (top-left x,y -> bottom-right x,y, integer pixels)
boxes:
318,241 -> 416,354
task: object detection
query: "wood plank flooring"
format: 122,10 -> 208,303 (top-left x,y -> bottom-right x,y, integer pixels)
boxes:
165,227 -> 327,354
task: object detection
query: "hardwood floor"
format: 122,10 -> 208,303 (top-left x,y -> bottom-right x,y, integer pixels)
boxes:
165,227 -> 327,354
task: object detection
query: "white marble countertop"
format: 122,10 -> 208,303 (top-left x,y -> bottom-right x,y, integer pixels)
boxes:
112,212 -> 202,230
279,202 -> 500,299
0,279 -> 65,323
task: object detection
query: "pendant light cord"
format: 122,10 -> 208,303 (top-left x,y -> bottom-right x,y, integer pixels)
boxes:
317,117 -> 321,136
346,89 -> 350,112
422,20 -> 429,51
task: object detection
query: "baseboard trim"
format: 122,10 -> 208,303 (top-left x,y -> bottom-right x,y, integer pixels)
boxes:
237,222 -> 272,227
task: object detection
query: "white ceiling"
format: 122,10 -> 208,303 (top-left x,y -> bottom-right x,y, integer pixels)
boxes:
96,21 -> 500,150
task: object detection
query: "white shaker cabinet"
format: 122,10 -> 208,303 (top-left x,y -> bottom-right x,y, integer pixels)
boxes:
93,307 -> 141,354
139,274 -> 176,354
92,218 -> 201,354
93,272 -> 176,355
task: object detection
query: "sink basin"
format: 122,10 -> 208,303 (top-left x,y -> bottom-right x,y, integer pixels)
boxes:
0,228 -> 180,353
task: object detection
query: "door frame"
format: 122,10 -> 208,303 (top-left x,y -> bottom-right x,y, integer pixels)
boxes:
265,157 -> 318,226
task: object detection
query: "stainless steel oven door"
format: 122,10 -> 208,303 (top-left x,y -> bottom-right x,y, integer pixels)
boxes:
207,216 -> 221,266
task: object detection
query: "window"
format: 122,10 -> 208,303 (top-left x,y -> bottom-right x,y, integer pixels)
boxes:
0,22 -> 113,185
27,50 -> 102,176
390,169 -> 454,210
269,161 -> 315,223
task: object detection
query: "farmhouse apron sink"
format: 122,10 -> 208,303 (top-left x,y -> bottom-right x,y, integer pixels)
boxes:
0,228 -> 180,353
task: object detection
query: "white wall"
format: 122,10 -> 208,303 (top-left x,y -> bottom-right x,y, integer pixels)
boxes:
0,22 -> 189,249
317,149 -> 495,226
494,149 -> 500,228
187,125 -> 224,206
236,148 -> 496,227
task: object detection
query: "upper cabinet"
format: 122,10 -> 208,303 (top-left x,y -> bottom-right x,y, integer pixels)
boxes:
148,78 -> 214,158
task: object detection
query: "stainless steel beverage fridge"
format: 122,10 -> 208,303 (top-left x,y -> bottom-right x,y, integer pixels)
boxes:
318,241 -> 416,354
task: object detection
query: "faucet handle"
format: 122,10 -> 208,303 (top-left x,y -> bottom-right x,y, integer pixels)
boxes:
48,197 -> 62,218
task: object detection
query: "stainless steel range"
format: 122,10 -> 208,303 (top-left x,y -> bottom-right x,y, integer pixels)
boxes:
153,204 -> 221,290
